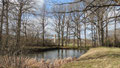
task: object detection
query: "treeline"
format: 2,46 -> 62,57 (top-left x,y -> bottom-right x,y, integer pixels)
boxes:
52,0 -> 120,47
0,0 -> 120,54
0,0 -> 54,55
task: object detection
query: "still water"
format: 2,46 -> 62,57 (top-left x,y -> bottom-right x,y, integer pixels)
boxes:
27,49 -> 86,60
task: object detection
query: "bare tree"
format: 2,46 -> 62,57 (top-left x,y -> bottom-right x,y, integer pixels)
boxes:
0,0 -> 5,49
5,0 -> 9,47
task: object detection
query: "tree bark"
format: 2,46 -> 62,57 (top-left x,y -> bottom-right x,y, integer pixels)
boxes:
0,0 -> 5,48
66,20 -> 69,46
16,2 -> 23,48
61,14 -> 65,46
58,15 -> 61,46
5,0 -> 9,47
84,22 -> 87,47
114,7 -> 117,47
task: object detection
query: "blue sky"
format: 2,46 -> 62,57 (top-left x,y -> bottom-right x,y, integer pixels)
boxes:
36,0 -> 73,6
51,0 -> 73,3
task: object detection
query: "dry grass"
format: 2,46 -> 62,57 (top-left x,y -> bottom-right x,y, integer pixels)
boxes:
61,47 -> 120,68
0,56 -> 77,68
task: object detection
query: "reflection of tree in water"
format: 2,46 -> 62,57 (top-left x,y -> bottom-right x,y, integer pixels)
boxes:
27,49 -> 86,61
61,49 -> 64,59
57,49 -> 60,59
35,54 -> 39,61
73,50 -> 75,57
65,49 -> 68,58
77,50 -> 80,52
41,52 -> 44,58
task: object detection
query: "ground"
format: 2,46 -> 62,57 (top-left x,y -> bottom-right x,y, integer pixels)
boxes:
60,47 -> 120,68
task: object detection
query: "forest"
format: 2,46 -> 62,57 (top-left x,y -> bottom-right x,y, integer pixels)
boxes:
0,0 -> 120,68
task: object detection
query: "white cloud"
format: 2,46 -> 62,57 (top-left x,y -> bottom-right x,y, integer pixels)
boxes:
36,0 -> 44,7
10,0 -> 44,6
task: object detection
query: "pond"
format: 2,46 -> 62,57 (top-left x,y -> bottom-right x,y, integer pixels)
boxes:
26,49 -> 86,60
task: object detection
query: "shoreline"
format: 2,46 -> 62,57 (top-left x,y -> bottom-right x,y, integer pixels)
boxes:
25,46 -> 90,53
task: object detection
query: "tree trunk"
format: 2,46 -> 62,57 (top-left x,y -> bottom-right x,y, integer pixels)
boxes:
101,21 -> 104,46
5,0 -> 9,47
42,5 -> 46,46
114,17 -> 117,47
61,14 -> 65,46
42,17 -> 45,46
58,15 -> 61,46
76,22 -> 79,47
91,23 -> 94,47
105,22 -> 108,46
73,32 -> 75,46
114,7 -> 117,47
66,21 -> 69,46
16,3 -> 22,48
84,23 -> 87,47
0,0 -> 5,49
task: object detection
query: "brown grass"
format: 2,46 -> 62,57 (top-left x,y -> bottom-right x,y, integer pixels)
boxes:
0,56 -> 77,68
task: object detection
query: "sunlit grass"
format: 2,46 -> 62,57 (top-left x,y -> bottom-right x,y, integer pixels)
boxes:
61,47 -> 120,68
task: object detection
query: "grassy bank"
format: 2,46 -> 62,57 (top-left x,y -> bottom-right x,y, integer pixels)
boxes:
61,47 -> 120,68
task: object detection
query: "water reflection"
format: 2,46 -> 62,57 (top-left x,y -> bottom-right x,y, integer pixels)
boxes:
27,49 -> 86,60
